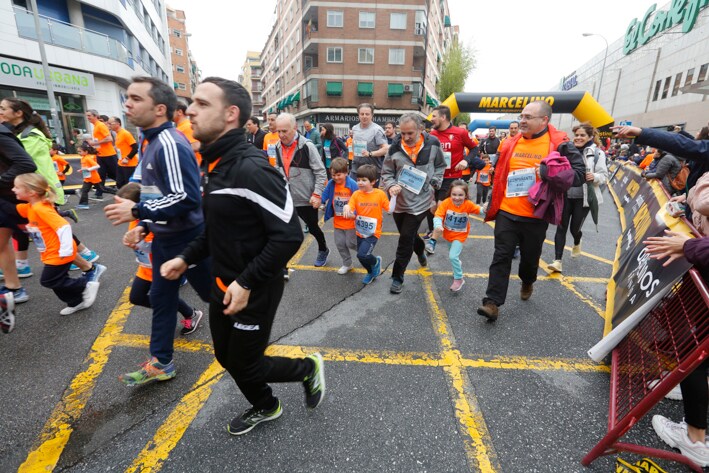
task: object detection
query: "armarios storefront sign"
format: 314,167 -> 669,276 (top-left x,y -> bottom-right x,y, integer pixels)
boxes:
624,0 -> 709,55
0,56 -> 95,96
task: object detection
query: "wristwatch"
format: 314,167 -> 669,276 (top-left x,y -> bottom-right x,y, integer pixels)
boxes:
131,204 -> 140,219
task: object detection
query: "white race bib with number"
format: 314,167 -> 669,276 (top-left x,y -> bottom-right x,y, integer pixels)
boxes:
505,168 -> 536,198
134,240 -> 152,268
82,169 -> 91,179
333,196 -> 348,216
140,185 -> 163,203
398,165 -> 427,195
26,225 -> 46,252
444,211 -> 468,232
355,215 -> 377,237
443,151 -> 452,169
478,172 -> 490,184
353,140 -> 367,157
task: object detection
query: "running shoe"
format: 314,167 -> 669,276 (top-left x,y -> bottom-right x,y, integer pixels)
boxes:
571,243 -> 582,257
652,415 -> 709,466
64,208 -> 79,223
82,281 -> 100,308
390,278 -> 403,294
69,264 -> 80,271
0,286 -> 28,304
547,260 -> 563,273
425,239 -> 436,255
337,265 -> 352,275
417,251 -> 427,267
227,400 -> 282,436
0,292 -> 15,334
16,266 -> 33,278
450,278 -> 466,292
180,309 -> 203,336
303,352 -> 326,409
60,301 -> 88,316
119,357 -> 176,386
81,249 -> 100,263
84,264 -> 106,283
76,204 -> 90,210
89,195 -> 104,202
314,248 -> 330,267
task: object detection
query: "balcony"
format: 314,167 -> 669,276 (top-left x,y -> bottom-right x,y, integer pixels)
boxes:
13,7 -> 133,68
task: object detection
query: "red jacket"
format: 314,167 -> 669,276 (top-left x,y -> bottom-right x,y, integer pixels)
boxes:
485,124 -> 581,222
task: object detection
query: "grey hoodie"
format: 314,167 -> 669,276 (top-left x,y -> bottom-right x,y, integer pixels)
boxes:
275,133 -> 327,207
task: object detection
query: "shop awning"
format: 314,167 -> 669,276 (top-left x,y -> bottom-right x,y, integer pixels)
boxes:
291,90 -> 301,102
426,93 -> 439,107
285,94 -> 295,106
326,81 -> 343,96
358,82 -> 374,96
388,83 -> 404,97
444,15 -> 451,27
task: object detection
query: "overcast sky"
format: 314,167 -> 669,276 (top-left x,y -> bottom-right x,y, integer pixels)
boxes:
167,0 -> 660,93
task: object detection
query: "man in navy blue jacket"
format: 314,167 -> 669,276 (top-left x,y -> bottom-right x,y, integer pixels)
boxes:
105,76 -> 211,386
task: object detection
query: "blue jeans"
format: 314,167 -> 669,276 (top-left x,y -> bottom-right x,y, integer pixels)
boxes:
150,225 -> 211,364
356,236 -> 378,273
448,240 -> 464,280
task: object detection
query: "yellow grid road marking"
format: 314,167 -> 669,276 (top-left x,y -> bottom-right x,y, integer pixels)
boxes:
19,287 -> 133,473
539,258 -> 605,318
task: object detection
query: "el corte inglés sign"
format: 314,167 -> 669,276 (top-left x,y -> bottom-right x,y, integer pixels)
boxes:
0,56 -> 95,96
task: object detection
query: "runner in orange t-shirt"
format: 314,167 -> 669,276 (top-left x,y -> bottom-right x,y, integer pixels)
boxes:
174,103 -> 202,166
108,117 -> 138,188
86,110 -> 117,197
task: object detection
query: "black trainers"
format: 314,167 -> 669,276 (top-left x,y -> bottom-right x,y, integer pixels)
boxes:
417,251 -> 427,267
180,309 -> 203,336
390,278 -> 403,294
227,400 -> 283,436
303,353 -> 326,409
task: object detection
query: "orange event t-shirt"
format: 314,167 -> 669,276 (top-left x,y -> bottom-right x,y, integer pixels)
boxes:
348,188 -> 389,239
332,183 -> 355,230
115,128 -> 138,167
435,198 -> 480,242
81,154 -> 102,184
92,121 -> 117,157
499,133 -> 550,219
263,132 -> 280,167
177,119 -> 202,166
52,155 -> 69,181
476,163 -> 492,186
16,201 -> 76,265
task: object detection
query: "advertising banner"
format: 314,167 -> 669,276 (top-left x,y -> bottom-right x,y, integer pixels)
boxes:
0,56 -> 95,96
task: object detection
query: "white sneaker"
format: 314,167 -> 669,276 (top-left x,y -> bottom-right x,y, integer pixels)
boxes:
547,259 -> 563,273
60,301 -> 88,316
652,415 -> 709,466
82,281 -> 100,308
571,244 -> 582,257
337,265 -> 352,275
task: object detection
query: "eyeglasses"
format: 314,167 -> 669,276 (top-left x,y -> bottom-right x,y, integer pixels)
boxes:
518,114 -> 545,121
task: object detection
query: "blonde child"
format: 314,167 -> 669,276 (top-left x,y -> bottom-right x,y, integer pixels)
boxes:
475,155 -> 492,204
76,143 -> 102,210
322,157 -> 358,274
10,173 -> 105,314
118,183 -> 203,335
343,164 -> 389,285
425,180 -> 480,292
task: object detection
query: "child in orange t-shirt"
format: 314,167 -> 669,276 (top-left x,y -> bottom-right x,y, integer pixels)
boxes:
426,180 -> 480,292
343,164 -> 390,285
322,158 -> 358,274
475,155 -> 492,204
11,173 -> 105,315
76,143 -> 102,209
118,183 -> 203,335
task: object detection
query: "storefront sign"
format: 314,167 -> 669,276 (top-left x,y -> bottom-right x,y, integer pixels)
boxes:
561,72 -> 578,91
0,56 -> 95,95
623,1 -> 709,55
315,113 -> 403,126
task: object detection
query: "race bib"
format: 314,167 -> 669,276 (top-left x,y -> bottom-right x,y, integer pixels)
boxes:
478,172 -> 490,184
506,168 -> 536,198
267,144 -> 276,158
398,165 -> 427,195
26,225 -> 46,252
443,151 -> 452,169
444,211 -> 468,232
333,196 -> 348,216
53,161 -> 59,172
324,147 -> 332,168
355,215 -> 377,237
82,169 -> 91,179
134,240 -> 152,268
353,140 -> 367,157
140,185 -> 163,202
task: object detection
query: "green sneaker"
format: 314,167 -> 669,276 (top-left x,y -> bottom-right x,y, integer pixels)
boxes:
118,357 -> 176,386
303,352 -> 326,409
227,400 -> 283,435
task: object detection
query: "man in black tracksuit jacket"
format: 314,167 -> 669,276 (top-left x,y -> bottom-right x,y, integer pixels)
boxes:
161,77 -> 325,435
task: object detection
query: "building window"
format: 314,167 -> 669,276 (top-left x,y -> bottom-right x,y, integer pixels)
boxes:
358,48 -> 374,64
390,13 -> 407,30
672,72 -> 683,96
359,12 -> 375,28
685,68 -> 695,86
327,10 -> 343,27
661,76 -> 671,99
699,63 -> 709,82
176,65 -> 185,73
389,48 -> 405,65
177,83 -> 186,90
175,48 -> 183,56
652,79 -> 661,102
173,29 -> 181,37
304,56 -> 314,71
327,47 -> 343,63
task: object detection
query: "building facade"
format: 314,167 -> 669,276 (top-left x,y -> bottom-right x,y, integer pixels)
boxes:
0,0 -> 171,144
238,51 -> 264,117
552,1 -> 709,135
167,5 -> 199,101
260,0 -> 456,133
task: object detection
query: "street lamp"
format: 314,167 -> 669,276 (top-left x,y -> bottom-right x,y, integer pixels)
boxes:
583,33 -> 609,103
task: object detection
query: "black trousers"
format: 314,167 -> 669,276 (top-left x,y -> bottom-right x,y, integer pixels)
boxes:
483,211 -> 548,306
681,359 -> 709,430
116,165 -> 136,189
130,276 -> 193,318
296,206 -> 327,252
209,278 -> 312,411
41,262 -> 87,307
79,181 -> 101,205
392,211 -> 427,282
476,184 -> 490,205
554,197 -> 590,260
96,155 -> 118,196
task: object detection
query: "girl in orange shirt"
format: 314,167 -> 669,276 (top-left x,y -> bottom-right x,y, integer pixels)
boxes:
11,173 -> 105,315
425,180 -> 480,292
76,143 -> 102,209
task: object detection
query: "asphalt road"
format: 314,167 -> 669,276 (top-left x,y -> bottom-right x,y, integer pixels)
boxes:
0,188 -> 689,472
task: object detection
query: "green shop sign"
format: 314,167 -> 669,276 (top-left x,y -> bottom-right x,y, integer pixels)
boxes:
624,0 -> 709,55
0,56 -> 95,96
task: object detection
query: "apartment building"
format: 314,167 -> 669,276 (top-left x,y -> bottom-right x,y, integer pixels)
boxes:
260,0 -> 456,132
167,5 -> 200,101
238,51 -> 264,117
